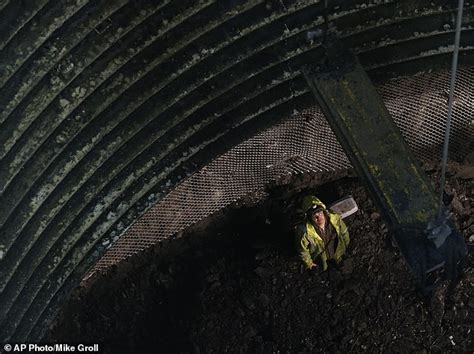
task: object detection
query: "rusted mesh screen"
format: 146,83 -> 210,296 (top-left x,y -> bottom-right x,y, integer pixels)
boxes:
90,67 -> 473,274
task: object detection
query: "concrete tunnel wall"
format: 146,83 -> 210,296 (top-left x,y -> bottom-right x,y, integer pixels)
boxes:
0,0 -> 473,342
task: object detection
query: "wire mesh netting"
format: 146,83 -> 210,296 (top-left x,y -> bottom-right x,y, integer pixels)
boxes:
90,67 -> 473,275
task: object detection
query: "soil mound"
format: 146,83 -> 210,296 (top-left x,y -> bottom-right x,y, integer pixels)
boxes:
49,168 -> 473,353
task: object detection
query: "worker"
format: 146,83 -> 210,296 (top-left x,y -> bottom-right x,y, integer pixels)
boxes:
296,195 -> 350,271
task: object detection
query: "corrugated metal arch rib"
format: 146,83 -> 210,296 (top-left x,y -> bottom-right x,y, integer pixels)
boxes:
0,0 -> 473,341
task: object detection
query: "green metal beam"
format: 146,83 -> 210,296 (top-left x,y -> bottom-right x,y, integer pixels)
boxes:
303,45 -> 467,290
304,48 -> 439,226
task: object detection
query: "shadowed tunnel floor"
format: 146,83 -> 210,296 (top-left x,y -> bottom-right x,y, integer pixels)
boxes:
49,168 -> 474,353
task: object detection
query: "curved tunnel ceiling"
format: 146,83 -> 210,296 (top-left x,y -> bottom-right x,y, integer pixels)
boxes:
0,0 -> 473,341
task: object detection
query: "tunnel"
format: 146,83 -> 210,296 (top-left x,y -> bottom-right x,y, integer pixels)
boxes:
0,0 -> 473,345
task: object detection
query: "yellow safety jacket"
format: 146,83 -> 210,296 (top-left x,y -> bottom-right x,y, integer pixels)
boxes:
296,196 -> 350,270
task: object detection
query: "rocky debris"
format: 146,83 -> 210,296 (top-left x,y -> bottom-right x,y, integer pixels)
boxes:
448,161 -> 474,180
370,211 -> 381,220
49,167 -> 473,353
254,266 -> 274,278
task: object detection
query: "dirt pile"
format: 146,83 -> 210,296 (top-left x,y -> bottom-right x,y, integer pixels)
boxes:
49,167 -> 473,353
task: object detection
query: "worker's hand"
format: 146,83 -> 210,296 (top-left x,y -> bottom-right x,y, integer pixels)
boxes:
307,263 -> 318,275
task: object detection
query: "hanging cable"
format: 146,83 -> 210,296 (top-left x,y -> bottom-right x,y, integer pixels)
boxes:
438,0 -> 464,214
